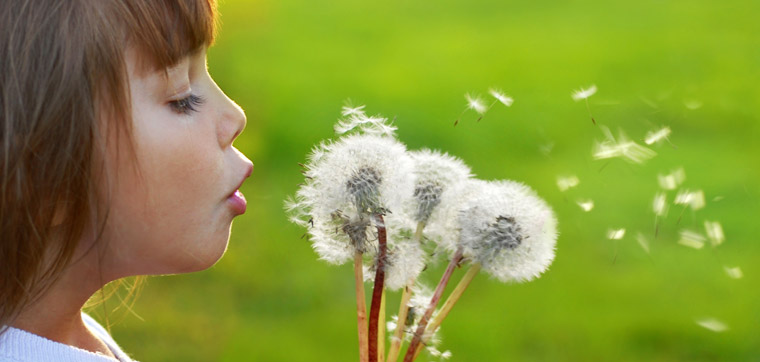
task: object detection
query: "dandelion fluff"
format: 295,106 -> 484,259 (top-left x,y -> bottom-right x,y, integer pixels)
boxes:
455,180 -> 558,283
465,93 -> 487,114
696,318 -> 728,332
577,199 -> 594,212
335,105 -> 398,137
556,175 -> 579,192
678,229 -> 706,249
572,84 -> 597,101
383,230 -> 427,290
724,266 -> 743,279
645,126 -> 672,145
408,149 -> 472,224
704,220 -> 725,246
288,133 -> 414,263
489,88 -> 514,107
607,228 -> 626,240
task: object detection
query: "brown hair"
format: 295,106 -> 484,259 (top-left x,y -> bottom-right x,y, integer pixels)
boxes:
0,0 -> 217,330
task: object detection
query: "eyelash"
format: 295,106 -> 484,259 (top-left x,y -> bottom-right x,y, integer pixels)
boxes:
169,94 -> 205,115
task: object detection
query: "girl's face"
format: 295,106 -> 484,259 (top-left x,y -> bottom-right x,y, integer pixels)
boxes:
95,48 -> 253,278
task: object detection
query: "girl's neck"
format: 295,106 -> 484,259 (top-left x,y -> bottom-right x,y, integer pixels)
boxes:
11,248 -> 116,358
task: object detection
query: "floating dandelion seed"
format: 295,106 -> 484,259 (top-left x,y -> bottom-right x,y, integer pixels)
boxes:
465,93 -> 487,115
684,99 -> 703,110
489,88 -> 514,107
342,104 -> 366,117
724,266 -> 743,279
678,229 -> 706,249
572,84 -> 597,125
593,127 -> 656,164
704,220 -> 725,247
556,175 -> 579,192
696,318 -> 728,332
572,85 -> 597,101
645,126 -> 672,145
653,192 -> 668,216
658,168 -> 686,190
607,228 -> 626,240
577,199 -> 594,212
635,232 -> 651,254
675,189 -> 705,211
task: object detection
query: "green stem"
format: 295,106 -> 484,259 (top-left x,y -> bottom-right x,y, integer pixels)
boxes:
354,252 -> 369,362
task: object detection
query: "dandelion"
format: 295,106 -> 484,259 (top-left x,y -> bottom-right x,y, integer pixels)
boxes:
724,266 -> 743,279
556,175 -> 579,192
572,84 -> 597,125
489,88 -> 514,107
704,220 -> 724,246
678,229 -> 706,249
287,126 -> 414,362
404,179 -> 557,361
408,149 -> 473,225
644,126 -> 672,145
454,180 -> 558,282
577,199 -> 594,212
607,228 -> 626,240
593,126 -> 656,164
696,318 -> 728,332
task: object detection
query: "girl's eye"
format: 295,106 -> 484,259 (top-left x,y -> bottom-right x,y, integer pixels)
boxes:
169,94 -> 205,115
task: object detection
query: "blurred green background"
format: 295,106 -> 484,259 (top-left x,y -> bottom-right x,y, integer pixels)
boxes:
99,0 -> 760,360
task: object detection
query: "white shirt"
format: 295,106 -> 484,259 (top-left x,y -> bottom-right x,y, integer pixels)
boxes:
0,313 -> 135,362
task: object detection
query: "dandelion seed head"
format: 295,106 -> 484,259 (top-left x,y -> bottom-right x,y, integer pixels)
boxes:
489,88 -> 514,107
572,84 -> 597,101
404,150 -> 473,252
577,199 -> 594,212
696,318 -> 728,332
456,180 -> 558,283
289,132 -> 414,263
645,126 -> 672,145
704,220 -> 724,247
724,266 -> 743,279
465,93 -> 488,114
557,175 -> 579,192
678,229 -> 706,249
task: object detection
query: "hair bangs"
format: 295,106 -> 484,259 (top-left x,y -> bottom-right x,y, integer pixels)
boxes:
119,0 -> 217,71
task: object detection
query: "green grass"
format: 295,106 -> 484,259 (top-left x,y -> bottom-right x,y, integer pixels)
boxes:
94,0 -> 760,360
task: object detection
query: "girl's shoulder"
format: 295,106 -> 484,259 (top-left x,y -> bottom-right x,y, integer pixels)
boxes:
0,313 -> 136,362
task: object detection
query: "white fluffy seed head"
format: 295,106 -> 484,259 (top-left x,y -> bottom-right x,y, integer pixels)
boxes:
455,179 -> 558,283
408,149 -> 473,224
287,133 -> 414,264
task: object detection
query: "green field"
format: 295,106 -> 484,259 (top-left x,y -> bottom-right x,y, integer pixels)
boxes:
95,0 -> 760,360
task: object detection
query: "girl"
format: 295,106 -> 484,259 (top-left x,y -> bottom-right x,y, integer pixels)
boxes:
0,1 -> 252,361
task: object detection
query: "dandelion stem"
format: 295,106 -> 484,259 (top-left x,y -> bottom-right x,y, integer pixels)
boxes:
403,248 -> 464,362
369,214 -> 388,362
354,251 -> 369,362
378,289 -> 387,362
410,263 -> 481,361
426,263 -> 481,338
386,283 -> 413,362
585,98 -> 596,125
387,222 -> 425,362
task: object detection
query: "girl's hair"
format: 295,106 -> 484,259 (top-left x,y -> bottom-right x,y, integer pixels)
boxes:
0,0 -> 217,330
